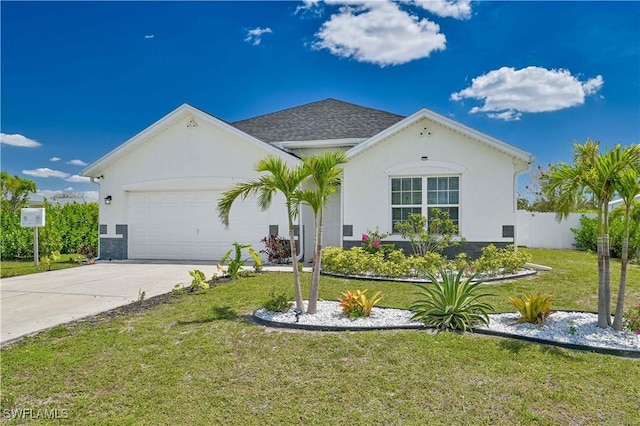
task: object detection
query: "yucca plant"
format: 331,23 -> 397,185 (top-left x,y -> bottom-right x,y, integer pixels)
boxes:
509,292 -> 553,326
410,269 -> 494,332
338,289 -> 383,319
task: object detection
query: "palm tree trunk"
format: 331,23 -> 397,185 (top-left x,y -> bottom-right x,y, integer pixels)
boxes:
306,211 -> 323,314
596,204 -> 609,328
603,206 -> 612,325
288,217 -> 304,312
612,205 -> 631,330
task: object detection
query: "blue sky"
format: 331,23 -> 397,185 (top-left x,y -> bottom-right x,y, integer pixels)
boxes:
2,1 -> 639,201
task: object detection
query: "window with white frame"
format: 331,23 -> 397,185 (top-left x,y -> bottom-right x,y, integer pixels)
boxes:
391,176 -> 459,231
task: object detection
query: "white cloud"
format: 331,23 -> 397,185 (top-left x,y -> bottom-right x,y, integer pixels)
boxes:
0,133 -> 42,148
487,110 -> 522,121
23,168 -> 70,179
244,27 -> 273,46
50,157 -> 61,162
451,66 -> 604,120
296,0 -> 323,16
144,34 -> 155,39
312,1 -> 446,67
411,0 -> 472,20
67,159 -> 87,166
65,175 -> 91,183
582,75 -> 604,95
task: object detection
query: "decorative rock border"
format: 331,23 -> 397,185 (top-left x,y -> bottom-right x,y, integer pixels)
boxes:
252,312 -> 426,332
253,306 -> 640,359
473,327 -> 640,359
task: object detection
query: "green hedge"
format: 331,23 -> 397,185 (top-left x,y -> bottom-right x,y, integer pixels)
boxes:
572,214 -> 640,260
321,244 -> 531,280
1,202 -> 98,260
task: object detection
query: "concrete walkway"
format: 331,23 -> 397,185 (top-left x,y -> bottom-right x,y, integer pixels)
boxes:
0,262 -> 222,345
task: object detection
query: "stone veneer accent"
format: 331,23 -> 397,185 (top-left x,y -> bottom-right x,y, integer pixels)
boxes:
98,224 -> 128,260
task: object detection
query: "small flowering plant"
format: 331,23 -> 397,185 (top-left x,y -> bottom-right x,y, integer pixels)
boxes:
361,228 -> 391,254
623,301 -> 640,334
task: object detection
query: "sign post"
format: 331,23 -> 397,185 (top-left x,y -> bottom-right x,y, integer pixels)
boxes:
20,208 -> 46,266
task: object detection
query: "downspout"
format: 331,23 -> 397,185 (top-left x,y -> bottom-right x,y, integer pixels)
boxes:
513,158 -> 534,251
296,207 -> 304,262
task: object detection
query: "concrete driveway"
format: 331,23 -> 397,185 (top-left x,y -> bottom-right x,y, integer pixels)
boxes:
1,262 -> 219,345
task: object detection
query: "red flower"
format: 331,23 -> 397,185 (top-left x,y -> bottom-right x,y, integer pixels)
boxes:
373,240 -> 381,248
362,234 -> 370,242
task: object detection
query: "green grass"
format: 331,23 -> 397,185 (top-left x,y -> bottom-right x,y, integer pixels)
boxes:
1,249 -> 639,425
1,254 -> 82,278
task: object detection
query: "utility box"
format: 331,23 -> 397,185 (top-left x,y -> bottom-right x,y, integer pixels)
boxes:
21,208 -> 46,227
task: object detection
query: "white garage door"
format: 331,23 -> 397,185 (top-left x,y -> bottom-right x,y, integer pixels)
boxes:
128,191 -> 271,260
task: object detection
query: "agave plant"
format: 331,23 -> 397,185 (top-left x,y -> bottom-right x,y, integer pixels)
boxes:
410,269 -> 494,332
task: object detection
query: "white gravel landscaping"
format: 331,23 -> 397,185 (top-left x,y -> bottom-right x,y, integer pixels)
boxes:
254,301 -> 640,354
479,311 -> 640,352
254,300 -> 422,329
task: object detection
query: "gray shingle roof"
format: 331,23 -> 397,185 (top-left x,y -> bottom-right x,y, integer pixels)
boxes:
231,98 -> 406,143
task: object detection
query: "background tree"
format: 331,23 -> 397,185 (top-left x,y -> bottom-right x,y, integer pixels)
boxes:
217,156 -> 309,312
547,140 -> 640,328
1,171 -> 37,214
518,164 -> 596,212
296,151 -> 348,315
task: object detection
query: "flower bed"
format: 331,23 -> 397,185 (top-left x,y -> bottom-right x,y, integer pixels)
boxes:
321,244 -> 533,282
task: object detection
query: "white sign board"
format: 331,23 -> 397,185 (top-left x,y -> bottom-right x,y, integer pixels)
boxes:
20,208 -> 46,227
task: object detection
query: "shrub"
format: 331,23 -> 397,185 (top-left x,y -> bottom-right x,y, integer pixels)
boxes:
220,242 -> 258,279
624,300 -> 640,334
394,211 -> 462,256
264,290 -> 293,312
40,250 -> 61,270
509,292 -> 553,326
338,289 -> 383,319
361,228 -> 394,257
473,244 -> 531,276
322,246 -> 450,279
260,235 -> 289,264
473,244 -> 501,276
572,213 -> 640,260
78,245 -> 98,261
572,215 -> 598,252
498,245 -> 532,274
410,269 -> 494,332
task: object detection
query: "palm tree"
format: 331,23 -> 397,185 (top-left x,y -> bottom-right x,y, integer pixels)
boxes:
612,156 -> 640,331
296,151 -> 348,314
547,140 -> 640,328
217,155 -> 309,311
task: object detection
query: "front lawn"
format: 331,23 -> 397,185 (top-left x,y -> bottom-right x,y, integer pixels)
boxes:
1,249 -> 639,425
1,254 -> 82,278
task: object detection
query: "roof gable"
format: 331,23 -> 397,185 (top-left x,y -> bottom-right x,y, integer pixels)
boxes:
82,104 -> 299,177
347,107 -> 535,164
231,98 -> 405,143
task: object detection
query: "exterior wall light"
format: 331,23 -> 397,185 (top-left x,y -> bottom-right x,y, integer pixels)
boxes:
421,156 -> 429,161
104,195 -> 112,205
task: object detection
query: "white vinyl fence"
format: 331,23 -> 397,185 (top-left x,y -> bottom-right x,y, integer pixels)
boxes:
515,210 -> 596,250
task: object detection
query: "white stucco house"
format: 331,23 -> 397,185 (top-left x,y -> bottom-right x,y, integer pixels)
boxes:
81,99 -> 534,261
